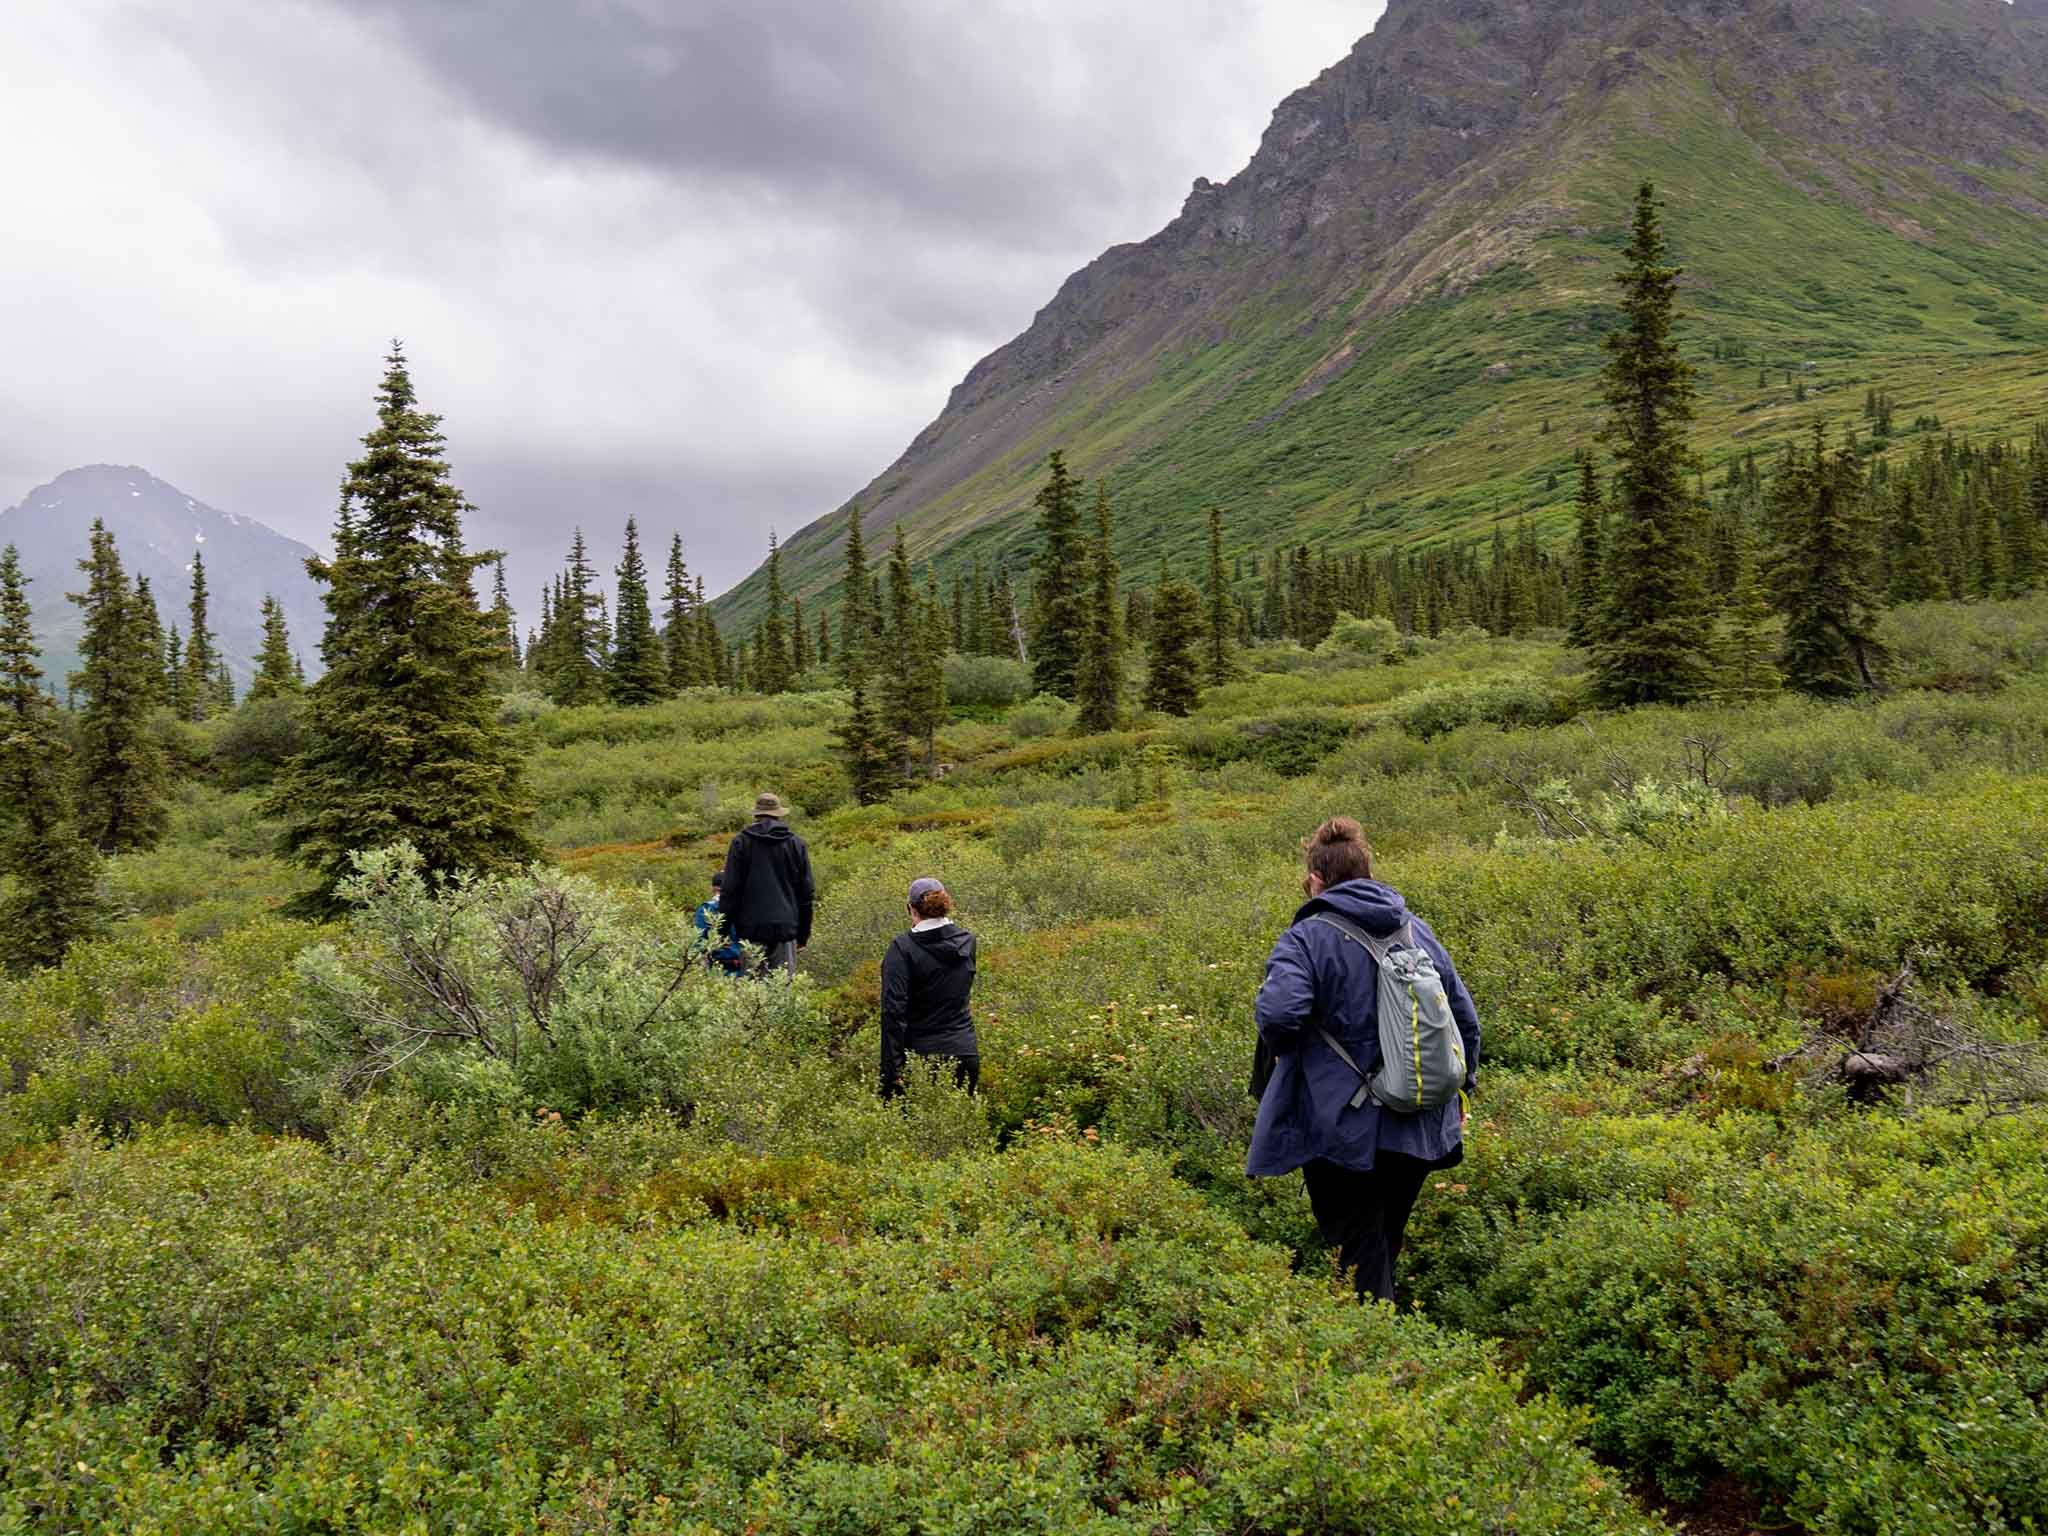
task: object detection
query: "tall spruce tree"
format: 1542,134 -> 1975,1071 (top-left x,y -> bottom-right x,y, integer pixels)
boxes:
695,577 -> 723,687
1713,517 -> 1780,703
1029,451 -> 1087,698
183,550 -> 221,721
1591,184 -> 1714,705
834,679 -> 896,805
164,627 -> 188,717
913,569 -> 948,773
662,534 -> 697,691
67,520 -> 169,853
270,345 -> 538,914
488,557 -> 520,667
1565,452 -> 1607,648
1884,483 -> 1945,605
1144,577 -> 1205,717
879,525 -> 921,776
129,576 -> 166,705
0,546 -> 102,970
248,595 -> 303,701
755,532 -> 794,695
837,508 -> 873,684
1203,507 -> 1234,685
1779,427 -> 1886,697
608,517 -> 666,705
544,530 -> 608,705
1075,483 -> 1124,733
832,515 -> 895,800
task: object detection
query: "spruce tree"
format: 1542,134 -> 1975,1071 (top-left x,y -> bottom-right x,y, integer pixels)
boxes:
488,557 -> 520,667
164,627 -> 188,717
608,517 -> 665,705
993,564 -> 1022,663
129,576 -> 166,705
1029,451 -> 1087,698
816,607 -> 831,670
1565,452 -> 1607,648
791,595 -> 809,676
544,530 -> 608,705
695,579 -> 723,688
1779,427 -> 1886,697
1144,578 -> 1205,717
834,678 -> 896,805
1591,184 -> 1714,705
837,508 -> 873,685
270,345 -> 538,914
1203,506 -> 1234,685
67,520 -> 169,853
1713,517 -> 1780,703
879,525 -> 920,776
662,534 -> 696,691
248,595 -> 302,701
183,550 -> 221,721
1884,483 -> 1945,605
913,569 -> 948,773
0,546 -> 102,970
1075,483 -> 1124,733
755,532 -> 794,695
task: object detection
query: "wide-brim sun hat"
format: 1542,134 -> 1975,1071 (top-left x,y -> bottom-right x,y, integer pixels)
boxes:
753,791 -> 788,817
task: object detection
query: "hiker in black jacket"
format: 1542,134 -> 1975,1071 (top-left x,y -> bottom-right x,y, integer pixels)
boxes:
880,877 -> 980,1096
718,791 -> 815,977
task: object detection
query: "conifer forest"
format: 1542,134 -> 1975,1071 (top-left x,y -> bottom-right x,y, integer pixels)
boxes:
7,8 -> 2048,1533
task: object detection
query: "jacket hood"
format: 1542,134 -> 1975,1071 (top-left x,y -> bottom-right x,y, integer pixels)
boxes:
741,819 -> 796,843
1297,878 -> 1410,935
911,924 -> 976,965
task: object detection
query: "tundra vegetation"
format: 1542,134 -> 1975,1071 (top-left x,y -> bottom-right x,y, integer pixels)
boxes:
3,194 -> 2048,1532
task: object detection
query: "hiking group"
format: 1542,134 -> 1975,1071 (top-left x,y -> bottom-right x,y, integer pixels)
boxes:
698,794 -> 1479,1303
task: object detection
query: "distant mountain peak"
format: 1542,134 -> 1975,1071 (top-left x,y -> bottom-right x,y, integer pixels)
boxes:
0,466 -> 326,687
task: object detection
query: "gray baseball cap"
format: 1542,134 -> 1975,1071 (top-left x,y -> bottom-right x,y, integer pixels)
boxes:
907,876 -> 944,907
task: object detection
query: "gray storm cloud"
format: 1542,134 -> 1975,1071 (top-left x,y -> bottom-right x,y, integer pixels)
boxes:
0,0 -> 1379,618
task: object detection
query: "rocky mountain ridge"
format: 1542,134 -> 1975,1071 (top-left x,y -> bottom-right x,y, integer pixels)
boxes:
718,0 -> 2048,625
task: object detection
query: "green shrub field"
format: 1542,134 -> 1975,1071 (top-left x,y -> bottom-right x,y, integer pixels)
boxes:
6,595 -> 2048,1532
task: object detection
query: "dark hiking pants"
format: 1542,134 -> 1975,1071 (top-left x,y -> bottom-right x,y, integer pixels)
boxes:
1300,1153 -> 1431,1303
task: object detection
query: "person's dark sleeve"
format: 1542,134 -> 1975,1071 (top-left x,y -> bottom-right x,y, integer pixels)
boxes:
719,836 -> 747,935
794,839 -> 816,948
1417,918 -> 1481,1092
1253,927 -> 1318,1050
879,937 -> 910,1096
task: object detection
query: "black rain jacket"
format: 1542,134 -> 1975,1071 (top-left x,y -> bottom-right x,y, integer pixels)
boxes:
719,819 -> 816,947
880,923 -> 979,1091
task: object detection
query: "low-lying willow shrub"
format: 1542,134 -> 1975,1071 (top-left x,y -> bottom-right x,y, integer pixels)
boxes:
1403,1079 -> 2048,1534
0,1126 -> 1664,1535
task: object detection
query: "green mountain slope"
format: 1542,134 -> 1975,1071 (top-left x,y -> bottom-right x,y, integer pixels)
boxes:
717,0 -> 2048,628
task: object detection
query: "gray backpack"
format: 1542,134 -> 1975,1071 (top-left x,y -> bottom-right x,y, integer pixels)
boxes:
1306,912 -> 1466,1114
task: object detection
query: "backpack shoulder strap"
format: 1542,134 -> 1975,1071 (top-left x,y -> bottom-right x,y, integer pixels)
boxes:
1301,913 -> 1385,1111
1304,910 -> 1399,963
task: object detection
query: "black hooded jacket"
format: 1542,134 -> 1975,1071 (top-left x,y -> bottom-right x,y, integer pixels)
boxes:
719,819 -> 815,947
880,923 -> 979,1090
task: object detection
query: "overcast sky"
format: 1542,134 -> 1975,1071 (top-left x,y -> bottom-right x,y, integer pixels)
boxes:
0,0 -> 1381,612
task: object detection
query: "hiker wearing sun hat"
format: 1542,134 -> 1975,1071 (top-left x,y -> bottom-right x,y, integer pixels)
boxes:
880,876 -> 980,1097
717,791 -> 815,976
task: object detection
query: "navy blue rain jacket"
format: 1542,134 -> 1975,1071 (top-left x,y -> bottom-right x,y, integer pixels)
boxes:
1246,879 -> 1480,1178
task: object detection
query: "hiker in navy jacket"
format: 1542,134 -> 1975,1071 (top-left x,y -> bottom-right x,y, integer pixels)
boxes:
1248,816 -> 1480,1302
